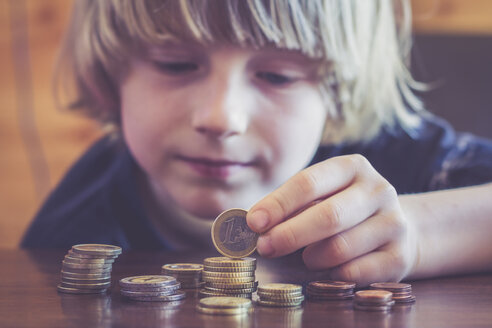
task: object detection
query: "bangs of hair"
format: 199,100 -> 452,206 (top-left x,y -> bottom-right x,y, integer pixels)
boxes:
60,0 -> 423,143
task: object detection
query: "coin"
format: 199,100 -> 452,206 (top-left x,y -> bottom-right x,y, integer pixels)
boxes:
258,283 -> 303,294
354,290 -> 393,303
309,280 -> 356,290
196,305 -> 250,315
119,276 -> 177,289
199,296 -> 252,309
71,244 -> 122,257
126,291 -> 187,302
199,289 -> 253,298
211,209 -> 259,258
204,257 -> 256,268
257,299 -> 304,307
202,271 -> 255,278
57,285 -> 108,294
162,263 -> 203,272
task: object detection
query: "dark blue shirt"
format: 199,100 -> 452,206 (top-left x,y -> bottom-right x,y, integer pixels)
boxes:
21,115 -> 492,249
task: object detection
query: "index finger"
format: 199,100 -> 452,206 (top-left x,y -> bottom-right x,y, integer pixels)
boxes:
246,155 -> 364,233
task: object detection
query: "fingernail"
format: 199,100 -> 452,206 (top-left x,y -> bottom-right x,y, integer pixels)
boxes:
249,209 -> 269,232
257,235 -> 275,257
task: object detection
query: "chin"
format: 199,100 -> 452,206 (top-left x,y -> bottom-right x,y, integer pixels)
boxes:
175,192 -> 246,219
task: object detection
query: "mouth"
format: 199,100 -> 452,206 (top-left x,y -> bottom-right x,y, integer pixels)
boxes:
176,155 -> 255,179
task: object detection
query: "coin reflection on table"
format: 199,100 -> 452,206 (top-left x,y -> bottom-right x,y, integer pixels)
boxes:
254,305 -> 304,328
59,293 -> 111,327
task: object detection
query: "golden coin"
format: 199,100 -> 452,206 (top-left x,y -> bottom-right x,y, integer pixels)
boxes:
257,299 -> 304,307
199,296 -> 252,309
199,290 -> 252,298
196,305 -> 250,315
211,209 -> 259,258
258,283 -> 303,294
204,286 -> 257,294
205,281 -> 258,290
204,257 -> 256,268
203,265 -> 254,272
258,291 -> 304,300
202,271 -> 255,278
202,276 -> 256,283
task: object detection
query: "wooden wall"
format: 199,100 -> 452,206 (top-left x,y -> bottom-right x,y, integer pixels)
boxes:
0,0 -> 491,249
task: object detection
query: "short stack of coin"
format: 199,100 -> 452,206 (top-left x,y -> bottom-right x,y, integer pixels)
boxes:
119,275 -> 185,302
369,282 -> 416,304
197,296 -> 252,315
257,283 -> 304,307
353,290 -> 395,312
162,263 -> 204,289
199,257 -> 257,298
306,280 -> 356,301
57,244 -> 122,294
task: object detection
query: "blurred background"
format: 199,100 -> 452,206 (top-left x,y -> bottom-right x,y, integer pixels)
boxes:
1,0 -> 491,249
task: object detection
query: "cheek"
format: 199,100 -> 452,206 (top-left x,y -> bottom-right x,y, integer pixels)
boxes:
260,90 -> 327,181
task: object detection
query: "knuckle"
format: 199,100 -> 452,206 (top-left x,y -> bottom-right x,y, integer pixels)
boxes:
335,262 -> 361,283
277,224 -> 299,251
347,154 -> 371,171
316,201 -> 343,232
328,233 -> 351,264
296,169 -> 320,198
269,193 -> 290,220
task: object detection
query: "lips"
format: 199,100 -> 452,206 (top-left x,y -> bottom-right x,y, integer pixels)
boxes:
176,155 -> 254,179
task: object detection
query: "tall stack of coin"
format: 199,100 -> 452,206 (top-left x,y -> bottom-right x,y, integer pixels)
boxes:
353,290 -> 395,312
257,283 -> 304,307
119,275 -> 185,302
197,296 -> 252,315
369,282 -> 416,303
162,263 -> 204,289
199,257 -> 257,298
306,280 -> 356,301
57,244 -> 122,294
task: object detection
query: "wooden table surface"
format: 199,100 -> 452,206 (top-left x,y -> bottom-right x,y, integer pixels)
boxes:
1,249 -> 492,328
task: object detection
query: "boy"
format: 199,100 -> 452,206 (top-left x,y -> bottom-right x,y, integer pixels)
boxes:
22,0 -> 492,286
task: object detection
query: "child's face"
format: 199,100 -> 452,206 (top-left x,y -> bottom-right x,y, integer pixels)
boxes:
120,42 -> 327,219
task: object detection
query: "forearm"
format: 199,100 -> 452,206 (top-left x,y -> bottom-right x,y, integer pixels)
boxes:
401,182 -> 492,280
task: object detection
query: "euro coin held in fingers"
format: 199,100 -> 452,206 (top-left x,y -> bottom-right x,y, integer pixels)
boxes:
211,209 -> 259,258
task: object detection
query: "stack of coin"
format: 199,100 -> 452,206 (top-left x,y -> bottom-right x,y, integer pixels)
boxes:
57,244 -> 122,294
257,283 -> 304,307
306,280 -> 356,301
119,275 -> 185,302
199,257 -> 257,298
197,296 -> 252,315
369,282 -> 416,303
162,263 -> 204,289
353,290 -> 395,312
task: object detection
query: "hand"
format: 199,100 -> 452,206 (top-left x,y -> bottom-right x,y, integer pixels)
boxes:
247,154 -> 419,286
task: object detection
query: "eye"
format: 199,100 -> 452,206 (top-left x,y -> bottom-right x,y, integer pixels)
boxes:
152,61 -> 199,75
256,71 -> 294,86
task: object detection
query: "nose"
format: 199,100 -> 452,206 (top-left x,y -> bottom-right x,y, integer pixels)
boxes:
191,69 -> 250,139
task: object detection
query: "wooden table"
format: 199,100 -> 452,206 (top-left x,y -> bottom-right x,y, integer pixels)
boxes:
1,249 -> 491,328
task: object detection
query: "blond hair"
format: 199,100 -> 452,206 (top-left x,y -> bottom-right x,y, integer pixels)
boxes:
57,0 -> 423,144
